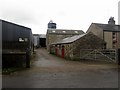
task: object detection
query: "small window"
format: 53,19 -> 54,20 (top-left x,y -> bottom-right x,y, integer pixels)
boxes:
113,32 -> 116,35
25,38 -> 28,42
75,31 -> 78,33
19,38 -> 24,42
52,30 -> 56,33
62,31 -> 66,33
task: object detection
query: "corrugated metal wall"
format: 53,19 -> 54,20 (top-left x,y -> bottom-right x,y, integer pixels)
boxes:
2,21 -> 31,41
2,20 -> 33,51
33,35 -> 39,47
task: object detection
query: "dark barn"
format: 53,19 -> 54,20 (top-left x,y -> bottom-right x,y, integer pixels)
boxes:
1,19 -> 33,68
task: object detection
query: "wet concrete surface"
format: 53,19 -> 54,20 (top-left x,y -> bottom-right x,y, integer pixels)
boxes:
2,48 -> 119,88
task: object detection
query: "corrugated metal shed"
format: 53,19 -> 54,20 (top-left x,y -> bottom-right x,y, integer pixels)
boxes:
33,35 -> 39,47
33,34 -> 46,38
2,19 -> 32,41
2,19 -> 33,50
33,34 -> 46,47
40,34 -> 46,38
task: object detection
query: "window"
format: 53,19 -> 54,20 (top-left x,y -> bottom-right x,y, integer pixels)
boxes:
112,32 -> 116,39
75,31 -> 78,33
62,31 -> 66,33
52,30 -> 56,33
112,32 -> 117,49
19,38 -> 24,42
25,38 -> 28,42
19,38 -> 28,42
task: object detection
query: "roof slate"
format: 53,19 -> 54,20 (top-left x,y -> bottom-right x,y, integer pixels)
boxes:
93,23 -> 120,32
47,29 -> 85,35
51,34 -> 86,44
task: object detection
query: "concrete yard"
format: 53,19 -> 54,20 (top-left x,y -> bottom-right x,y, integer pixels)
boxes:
2,48 -> 119,88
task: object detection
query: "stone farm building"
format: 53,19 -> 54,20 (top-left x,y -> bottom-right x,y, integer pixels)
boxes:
50,32 -> 106,60
87,17 -> 120,49
46,29 -> 85,51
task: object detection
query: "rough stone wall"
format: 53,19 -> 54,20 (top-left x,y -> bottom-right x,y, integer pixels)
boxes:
50,43 -> 74,59
64,44 -> 74,60
46,34 -> 74,51
87,24 -> 103,39
50,33 -> 106,60
72,33 -> 106,59
49,45 -> 55,54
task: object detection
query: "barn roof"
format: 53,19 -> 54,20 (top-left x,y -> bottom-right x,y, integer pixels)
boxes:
0,19 -> 31,30
93,23 -> 120,32
51,32 -> 106,45
51,34 -> 86,44
47,29 -> 85,35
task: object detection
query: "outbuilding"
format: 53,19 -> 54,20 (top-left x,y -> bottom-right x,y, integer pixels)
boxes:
33,34 -> 46,48
50,32 -> 106,60
46,29 -> 85,51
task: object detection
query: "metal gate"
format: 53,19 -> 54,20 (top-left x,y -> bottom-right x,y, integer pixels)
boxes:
79,49 -> 117,63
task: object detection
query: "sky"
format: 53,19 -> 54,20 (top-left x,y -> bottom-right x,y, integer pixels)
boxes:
0,0 -> 119,34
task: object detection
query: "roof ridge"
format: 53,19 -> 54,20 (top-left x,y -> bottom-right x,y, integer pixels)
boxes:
93,23 -> 120,26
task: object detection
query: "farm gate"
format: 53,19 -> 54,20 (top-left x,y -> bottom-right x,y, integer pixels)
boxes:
79,49 -> 118,63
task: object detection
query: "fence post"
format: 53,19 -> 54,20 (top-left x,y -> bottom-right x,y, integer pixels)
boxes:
118,49 -> 120,65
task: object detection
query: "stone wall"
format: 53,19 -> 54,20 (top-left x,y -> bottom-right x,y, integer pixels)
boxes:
46,34 -> 75,51
50,43 -> 74,59
64,43 -> 74,60
50,33 -> 106,60
72,33 -> 106,60
87,24 -> 103,39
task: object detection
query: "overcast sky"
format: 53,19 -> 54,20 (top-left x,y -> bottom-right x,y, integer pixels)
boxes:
0,0 -> 119,34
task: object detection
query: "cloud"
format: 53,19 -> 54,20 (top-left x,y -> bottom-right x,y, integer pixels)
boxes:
0,0 -> 39,25
1,9 -> 38,24
0,0 -> 119,34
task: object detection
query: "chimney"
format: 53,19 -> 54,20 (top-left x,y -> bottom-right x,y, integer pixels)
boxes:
108,17 -> 115,25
